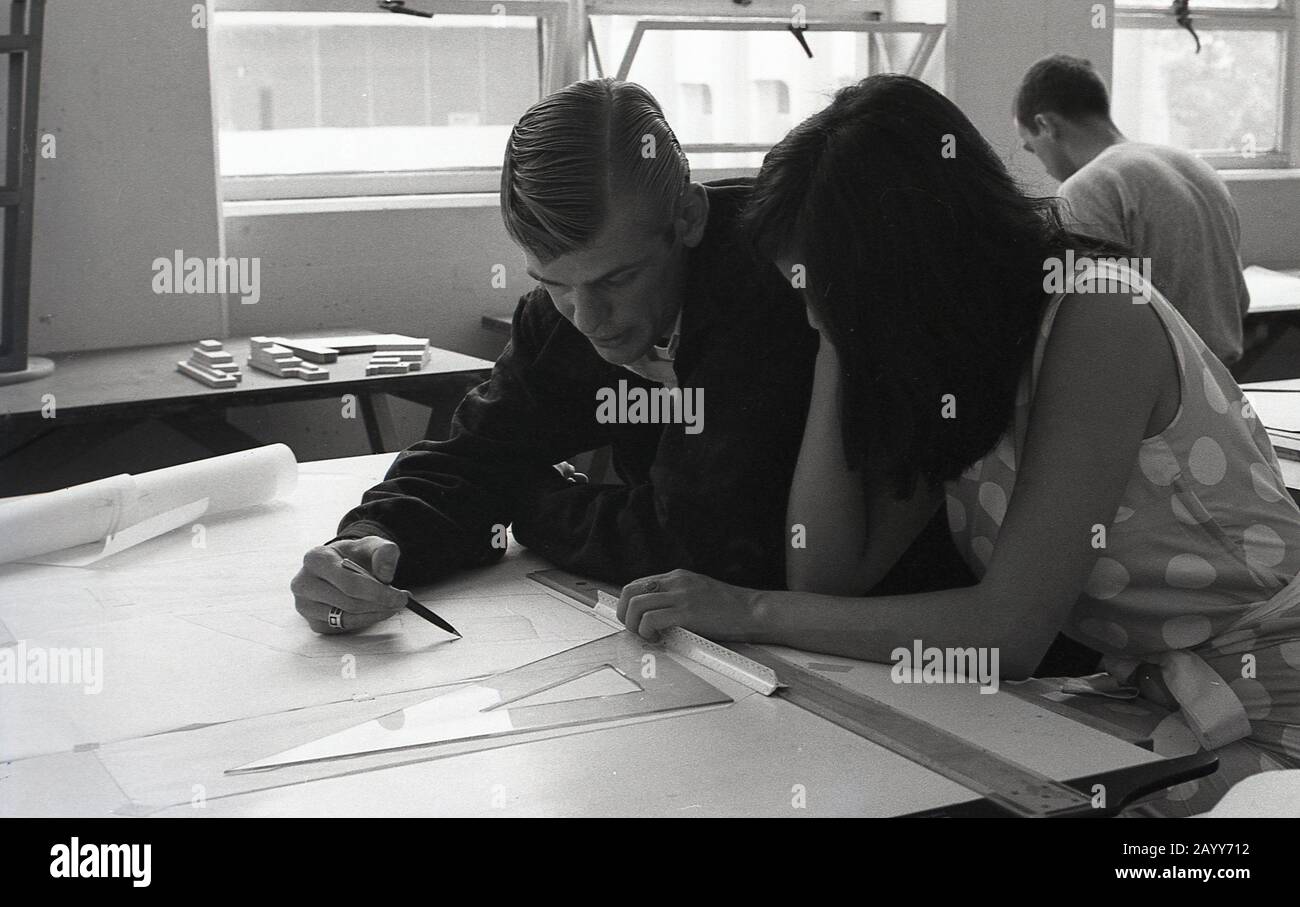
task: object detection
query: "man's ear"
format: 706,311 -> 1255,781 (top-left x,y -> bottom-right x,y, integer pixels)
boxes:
676,182 -> 710,248
1034,112 -> 1062,140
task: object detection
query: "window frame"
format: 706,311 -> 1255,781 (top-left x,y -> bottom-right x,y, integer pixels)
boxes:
586,1 -> 942,181
1114,0 -> 1298,169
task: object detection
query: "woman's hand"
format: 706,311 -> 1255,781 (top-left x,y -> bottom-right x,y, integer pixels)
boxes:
616,569 -> 767,643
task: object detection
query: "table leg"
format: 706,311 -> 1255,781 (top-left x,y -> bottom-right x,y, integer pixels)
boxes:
359,392 -> 398,453
381,372 -> 485,441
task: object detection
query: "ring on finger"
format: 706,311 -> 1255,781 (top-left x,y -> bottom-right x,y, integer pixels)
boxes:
328,607 -> 345,630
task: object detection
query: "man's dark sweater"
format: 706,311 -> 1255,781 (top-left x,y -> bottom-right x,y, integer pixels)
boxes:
334,180 -> 972,594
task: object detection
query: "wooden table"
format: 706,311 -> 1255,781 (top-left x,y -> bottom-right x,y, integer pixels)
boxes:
0,331 -> 492,468
0,454 -> 1185,818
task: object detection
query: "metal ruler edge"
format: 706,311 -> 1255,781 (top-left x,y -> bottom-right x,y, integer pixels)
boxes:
731,643 -> 1096,818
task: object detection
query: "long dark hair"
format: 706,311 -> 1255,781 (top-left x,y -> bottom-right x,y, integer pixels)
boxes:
745,74 -> 1122,498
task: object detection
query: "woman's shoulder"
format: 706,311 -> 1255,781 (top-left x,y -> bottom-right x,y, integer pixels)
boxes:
1030,287 -> 1183,437
1040,289 -> 1176,377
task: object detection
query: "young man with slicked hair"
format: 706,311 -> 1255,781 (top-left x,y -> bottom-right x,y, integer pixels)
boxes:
1014,54 -> 1250,365
290,78 -> 970,635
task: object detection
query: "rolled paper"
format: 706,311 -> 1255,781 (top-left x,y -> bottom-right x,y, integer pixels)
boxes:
121,443 -> 297,528
0,474 -> 135,565
0,444 -> 298,566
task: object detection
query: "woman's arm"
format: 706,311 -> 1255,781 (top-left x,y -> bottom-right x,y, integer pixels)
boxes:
625,291 -> 1178,678
770,290 -> 1174,674
785,338 -> 942,594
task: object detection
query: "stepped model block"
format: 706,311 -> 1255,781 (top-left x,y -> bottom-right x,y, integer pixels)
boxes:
276,334 -> 430,359
369,348 -> 428,366
268,337 -> 339,364
190,347 -> 241,372
365,360 -> 419,376
247,336 -> 298,372
367,355 -> 422,370
364,348 -> 424,376
325,334 -> 429,354
248,336 -> 331,381
177,360 -> 239,388
177,339 -> 243,388
267,334 -> 430,378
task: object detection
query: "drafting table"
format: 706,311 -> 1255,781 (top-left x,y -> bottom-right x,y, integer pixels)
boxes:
1245,266 -> 1300,317
1,454 -> 1181,818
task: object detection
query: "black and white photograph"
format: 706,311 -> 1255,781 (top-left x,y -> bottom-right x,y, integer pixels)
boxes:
1,0 -> 1298,882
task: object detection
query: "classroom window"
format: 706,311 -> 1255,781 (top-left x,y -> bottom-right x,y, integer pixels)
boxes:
209,0 -> 572,199
210,0 -> 945,200
1112,0 -> 1297,167
587,0 -> 945,172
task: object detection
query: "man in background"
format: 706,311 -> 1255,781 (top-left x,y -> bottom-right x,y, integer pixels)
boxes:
1014,54 -> 1250,365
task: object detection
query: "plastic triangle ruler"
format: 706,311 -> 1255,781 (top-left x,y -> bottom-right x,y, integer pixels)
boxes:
592,591 -> 779,694
228,629 -> 730,774
528,568 -> 780,695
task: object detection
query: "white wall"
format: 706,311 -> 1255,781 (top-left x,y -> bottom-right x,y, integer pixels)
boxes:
224,203 -> 520,363
29,0 -> 226,354
1226,175 -> 1300,269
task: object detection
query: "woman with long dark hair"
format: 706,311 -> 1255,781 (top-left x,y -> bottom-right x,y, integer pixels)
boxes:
614,75 -> 1300,815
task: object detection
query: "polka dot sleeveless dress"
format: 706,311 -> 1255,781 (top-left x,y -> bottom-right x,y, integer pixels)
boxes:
945,262 -> 1300,815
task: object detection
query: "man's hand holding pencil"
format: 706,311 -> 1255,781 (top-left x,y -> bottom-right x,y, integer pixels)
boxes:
291,537 -> 407,634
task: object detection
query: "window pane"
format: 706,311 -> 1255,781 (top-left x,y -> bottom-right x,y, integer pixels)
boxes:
1112,27 -> 1283,155
210,11 -> 541,176
591,15 -> 944,171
